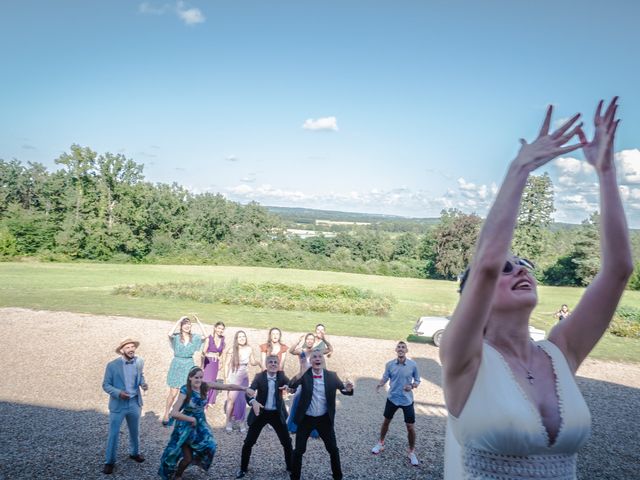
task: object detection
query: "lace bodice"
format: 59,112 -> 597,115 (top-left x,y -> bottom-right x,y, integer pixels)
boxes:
445,340 -> 591,479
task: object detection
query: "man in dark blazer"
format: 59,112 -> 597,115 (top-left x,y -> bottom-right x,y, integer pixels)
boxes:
236,354 -> 293,479
289,349 -> 354,480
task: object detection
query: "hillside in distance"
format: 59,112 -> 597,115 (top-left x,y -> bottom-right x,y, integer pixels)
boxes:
266,206 -> 440,229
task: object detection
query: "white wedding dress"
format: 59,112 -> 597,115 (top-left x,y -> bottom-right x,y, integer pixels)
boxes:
445,340 -> 591,479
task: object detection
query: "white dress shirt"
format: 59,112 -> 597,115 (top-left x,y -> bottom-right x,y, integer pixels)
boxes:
305,370 -> 328,417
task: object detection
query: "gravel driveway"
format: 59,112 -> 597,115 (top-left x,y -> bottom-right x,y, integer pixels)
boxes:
0,308 -> 638,479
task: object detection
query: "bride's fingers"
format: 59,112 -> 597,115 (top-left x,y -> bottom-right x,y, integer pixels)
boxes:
577,127 -> 589,145
557,123 -> 583,144
604,103 -> 618,129
594,100 -> 603,125
603,96 -> 619,125
551,113 -> 581,139
557,143 -> 583,156
538,105 -> 553,138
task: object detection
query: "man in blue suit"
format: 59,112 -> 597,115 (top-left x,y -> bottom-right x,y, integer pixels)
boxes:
102,338 -> 148,475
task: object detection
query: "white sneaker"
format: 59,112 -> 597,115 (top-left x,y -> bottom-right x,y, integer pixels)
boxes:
408,451 -> 419,466
240,425 -> 247,433
225,423 -> 233,433
371,442 -> 384,454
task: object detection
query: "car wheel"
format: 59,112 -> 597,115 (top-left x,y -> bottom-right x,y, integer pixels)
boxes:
433,330 -> 444,347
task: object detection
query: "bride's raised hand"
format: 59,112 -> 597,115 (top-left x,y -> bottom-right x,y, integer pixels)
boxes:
513,105 -> 583,172
578,97 -> 620,174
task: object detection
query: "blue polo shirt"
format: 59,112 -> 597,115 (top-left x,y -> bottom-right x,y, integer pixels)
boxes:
382,357 -> 420,406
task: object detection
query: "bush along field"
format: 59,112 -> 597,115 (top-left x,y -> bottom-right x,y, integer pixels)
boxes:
114,280 -> 395,317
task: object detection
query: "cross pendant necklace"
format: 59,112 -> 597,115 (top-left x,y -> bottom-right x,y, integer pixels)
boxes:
514,341 -> 537,385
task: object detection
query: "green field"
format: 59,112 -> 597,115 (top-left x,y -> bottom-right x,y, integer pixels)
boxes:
1,261 -> 638,362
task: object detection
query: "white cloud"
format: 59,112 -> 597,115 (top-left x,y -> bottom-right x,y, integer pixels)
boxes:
139,1 -> 205,25
616,149 -> 640,185
302,116 -> 338,131
176,1 -> 205,25
223,180 -> 499,218
225,155 -> 238,162
139,2 -> 170,14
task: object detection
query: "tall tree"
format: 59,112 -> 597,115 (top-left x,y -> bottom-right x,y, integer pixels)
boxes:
428,209 -> 482,279
512,173 -> 554,262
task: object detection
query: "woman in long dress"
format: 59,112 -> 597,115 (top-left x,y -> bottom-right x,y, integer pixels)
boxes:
162,315 -> 207,425
158,367 -> 253,480
202,321 -> 225,408
223,330 -> 259,432
440,99 -> 632,479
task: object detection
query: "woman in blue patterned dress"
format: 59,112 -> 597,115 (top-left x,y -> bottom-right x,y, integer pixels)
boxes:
159,367 -> 253,480
162,315 -> 207,426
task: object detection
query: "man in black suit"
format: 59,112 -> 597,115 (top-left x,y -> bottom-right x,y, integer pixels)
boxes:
236,355 -> 293,479
289,349 -> 354,480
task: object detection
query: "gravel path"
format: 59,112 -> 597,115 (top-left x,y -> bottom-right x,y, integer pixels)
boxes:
0,308 -> 638,480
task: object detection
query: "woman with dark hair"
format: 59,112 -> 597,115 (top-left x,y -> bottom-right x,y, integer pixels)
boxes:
223,330 -> 259,432
260,327 -> 288,371
202,321 -> 226,408
162,315 -> 207,426
441,99 -> 631,479
158,367 -> 253,480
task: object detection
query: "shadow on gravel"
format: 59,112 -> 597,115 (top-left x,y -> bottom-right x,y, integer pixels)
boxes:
0,402 -> 167,479
0,374 -> 637,480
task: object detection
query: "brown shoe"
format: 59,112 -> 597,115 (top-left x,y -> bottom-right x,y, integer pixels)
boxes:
103,464 -> 114,474
129,454 -> 145,463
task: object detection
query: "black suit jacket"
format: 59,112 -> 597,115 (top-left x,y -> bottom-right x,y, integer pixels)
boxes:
289,368 -> 353,426
246,370 -> 290,426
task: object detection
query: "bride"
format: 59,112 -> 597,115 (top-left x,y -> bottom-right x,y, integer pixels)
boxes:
440,98 -> 631,479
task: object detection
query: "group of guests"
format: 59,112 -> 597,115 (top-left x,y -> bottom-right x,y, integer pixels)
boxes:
104,321 -> 398,480
103,98 -> 628,480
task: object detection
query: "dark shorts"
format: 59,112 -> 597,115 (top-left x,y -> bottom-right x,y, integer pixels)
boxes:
383,399 -> 415,424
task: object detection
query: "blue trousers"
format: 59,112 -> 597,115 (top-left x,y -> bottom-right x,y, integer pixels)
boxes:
105,399 -> 141,464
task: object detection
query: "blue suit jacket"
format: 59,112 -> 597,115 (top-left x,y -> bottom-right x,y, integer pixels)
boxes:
102,356 -> 146,412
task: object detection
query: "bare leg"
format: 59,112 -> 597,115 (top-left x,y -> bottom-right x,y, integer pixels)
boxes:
225,390 -> 239,426
176,444 -> 192,478
379,417 -> 392,442
406,423 -> 416,451
163,388 -> 179,422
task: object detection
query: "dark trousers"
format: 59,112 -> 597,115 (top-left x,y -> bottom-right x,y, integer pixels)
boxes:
290,414 -> 342,480
241,410 -> 293,472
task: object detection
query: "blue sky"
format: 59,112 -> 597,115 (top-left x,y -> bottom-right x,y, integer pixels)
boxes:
2,1 -> 640,225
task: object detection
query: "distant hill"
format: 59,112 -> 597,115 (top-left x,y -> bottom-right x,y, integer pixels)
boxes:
266,206 -> 440,226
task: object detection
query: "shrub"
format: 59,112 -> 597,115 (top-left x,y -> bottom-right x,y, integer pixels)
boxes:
114,280 -> 396,316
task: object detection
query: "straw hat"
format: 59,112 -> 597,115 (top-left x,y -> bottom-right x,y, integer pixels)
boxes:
115,338 -> 140,354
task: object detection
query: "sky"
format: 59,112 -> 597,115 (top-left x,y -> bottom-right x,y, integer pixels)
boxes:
2,1 -> 640,225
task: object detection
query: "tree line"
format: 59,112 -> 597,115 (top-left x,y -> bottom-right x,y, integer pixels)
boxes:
2,145 -> 640,289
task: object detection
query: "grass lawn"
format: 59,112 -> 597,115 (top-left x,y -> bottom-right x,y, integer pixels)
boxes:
1,261 -> 638,362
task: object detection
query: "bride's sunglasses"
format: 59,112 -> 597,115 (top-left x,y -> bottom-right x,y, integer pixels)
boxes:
459,257 -> 535,293
502,257 -> 535,274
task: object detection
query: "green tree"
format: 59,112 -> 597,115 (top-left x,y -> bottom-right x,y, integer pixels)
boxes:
512,173 -> 554,262
571,212 -> 600,286
429,209 -> 482,279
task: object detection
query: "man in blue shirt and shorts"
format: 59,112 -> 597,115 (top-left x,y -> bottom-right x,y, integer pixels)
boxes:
371,341 -> 421,466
